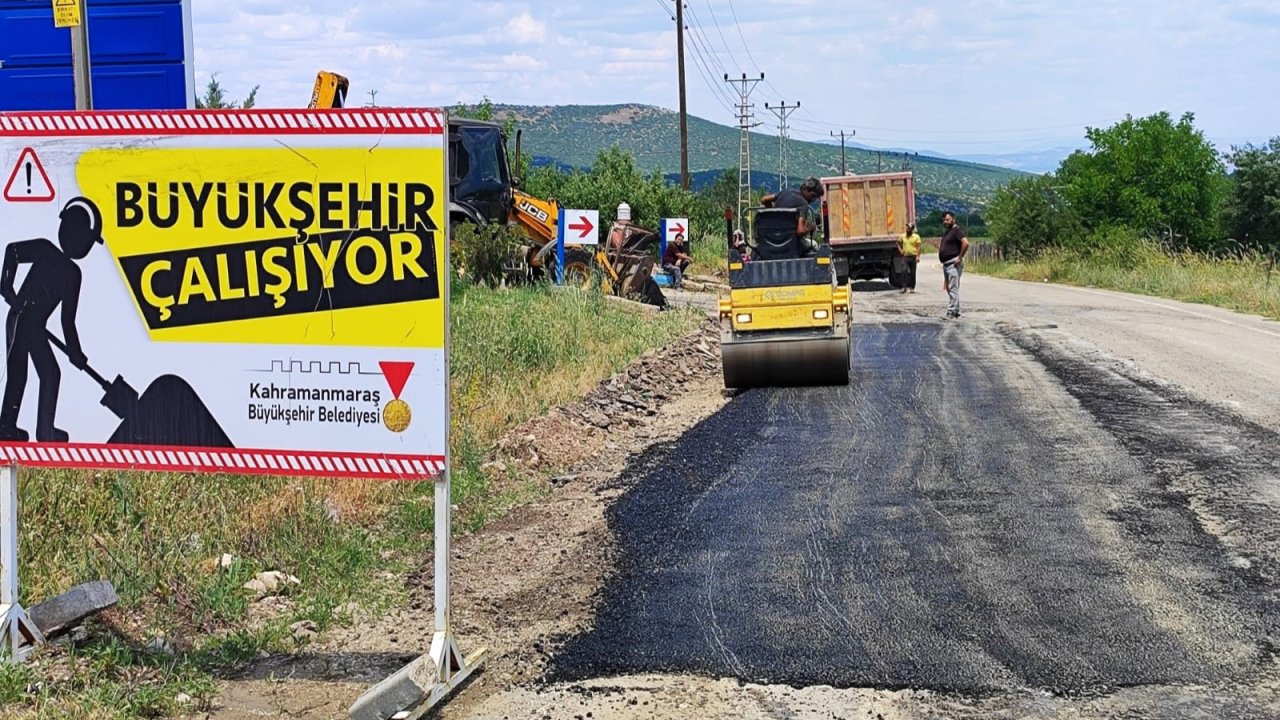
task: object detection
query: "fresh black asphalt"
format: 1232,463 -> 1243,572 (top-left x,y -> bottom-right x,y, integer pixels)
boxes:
549,321 -> 1280,696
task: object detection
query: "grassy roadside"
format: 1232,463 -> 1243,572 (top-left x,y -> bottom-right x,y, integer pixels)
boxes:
0,281 -> 700,719
970,244 -> 1280,321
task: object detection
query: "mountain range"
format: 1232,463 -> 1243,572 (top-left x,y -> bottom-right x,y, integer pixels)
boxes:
493,103 -> 1031,207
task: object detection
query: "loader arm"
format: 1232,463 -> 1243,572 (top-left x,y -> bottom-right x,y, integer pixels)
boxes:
510,190 -> 560,245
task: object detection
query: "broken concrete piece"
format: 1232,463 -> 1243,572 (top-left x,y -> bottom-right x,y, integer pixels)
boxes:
26,581 -> 118,640
348,654 -> 439,720
290,620 -> 318,642
243,571 -> 300,598
146,636 -> 175,655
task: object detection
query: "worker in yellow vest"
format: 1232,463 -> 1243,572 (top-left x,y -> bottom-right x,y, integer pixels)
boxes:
897,222 -> 922,293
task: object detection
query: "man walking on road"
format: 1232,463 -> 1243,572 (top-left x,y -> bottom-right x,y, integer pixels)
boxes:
897,222 -> 922,293
938,212 -> 969,318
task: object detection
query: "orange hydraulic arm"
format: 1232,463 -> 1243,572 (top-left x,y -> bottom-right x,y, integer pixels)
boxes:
509,190 -> 560,246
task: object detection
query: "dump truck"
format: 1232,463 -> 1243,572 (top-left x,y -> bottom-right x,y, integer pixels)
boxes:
820,171 -> 916,286
718,208 -> 851,389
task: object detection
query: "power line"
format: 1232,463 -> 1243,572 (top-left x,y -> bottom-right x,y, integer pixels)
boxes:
700,0 -> 741,70
684,25 -> 738,112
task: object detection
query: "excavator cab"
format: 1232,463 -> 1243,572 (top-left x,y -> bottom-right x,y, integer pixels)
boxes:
718,208 -> 850,388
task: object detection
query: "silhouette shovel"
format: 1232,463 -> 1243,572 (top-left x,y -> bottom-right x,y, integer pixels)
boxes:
45,331 -> 139,419
44,330 -> 232,447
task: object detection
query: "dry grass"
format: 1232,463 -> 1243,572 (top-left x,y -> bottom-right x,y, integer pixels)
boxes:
971,244 -> 1280,320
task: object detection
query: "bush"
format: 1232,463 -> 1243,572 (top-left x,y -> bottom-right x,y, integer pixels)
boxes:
1072,225 -> 1155,266
452,222 -> 525,288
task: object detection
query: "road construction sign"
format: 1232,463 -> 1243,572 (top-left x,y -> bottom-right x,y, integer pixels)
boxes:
52,0 -> 81,28
0,109 -> 449,479
2,147 -> 55,203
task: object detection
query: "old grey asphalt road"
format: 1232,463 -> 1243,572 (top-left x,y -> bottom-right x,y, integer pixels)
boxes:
453,268 -> 1280,719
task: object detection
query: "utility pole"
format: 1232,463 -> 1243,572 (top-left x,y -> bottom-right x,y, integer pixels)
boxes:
366,89 -> 378,107
70,0 -> 92,110
830,129 -> 855,175
765,101 -> 800,190
877,151 -> 882,173
724,72 -> 764,229
675,0 -> 689,190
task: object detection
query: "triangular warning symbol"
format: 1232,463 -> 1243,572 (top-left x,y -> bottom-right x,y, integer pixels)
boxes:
3,147 -> 55,203
54,0 -> 74,6
378,361 -> 414,399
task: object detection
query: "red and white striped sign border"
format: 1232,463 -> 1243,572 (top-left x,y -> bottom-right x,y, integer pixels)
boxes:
0,108 -> 445,137
0,442 -> 445,481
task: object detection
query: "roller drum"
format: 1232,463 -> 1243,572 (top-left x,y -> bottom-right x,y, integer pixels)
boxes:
721,333 -> 850,389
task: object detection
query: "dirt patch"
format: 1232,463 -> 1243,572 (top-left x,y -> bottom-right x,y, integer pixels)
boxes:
599,106 -> 649,125
204,318 -> 729,718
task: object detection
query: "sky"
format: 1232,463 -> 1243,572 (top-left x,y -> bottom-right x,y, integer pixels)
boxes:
191,0 -> 1280,158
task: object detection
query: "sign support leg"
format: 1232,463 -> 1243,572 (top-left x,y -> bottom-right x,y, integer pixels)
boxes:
0,464 -> 42,663
555,208 -> 566,285
426,467 -> 485,694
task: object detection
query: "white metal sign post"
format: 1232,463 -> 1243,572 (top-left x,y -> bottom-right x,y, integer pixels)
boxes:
555,208 -> 599,284
0,107 -> 483,712
0,463 -> 42,661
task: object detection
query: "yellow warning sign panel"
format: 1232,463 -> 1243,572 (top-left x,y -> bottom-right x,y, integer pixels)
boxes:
53,0 -> 81,28
75,147 -> 447,349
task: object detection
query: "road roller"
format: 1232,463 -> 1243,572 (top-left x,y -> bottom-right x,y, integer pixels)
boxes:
718,207 -> 851,389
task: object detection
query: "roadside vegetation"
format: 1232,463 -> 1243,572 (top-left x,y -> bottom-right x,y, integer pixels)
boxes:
977,112 -> 1280,317
2,245 -> 699,717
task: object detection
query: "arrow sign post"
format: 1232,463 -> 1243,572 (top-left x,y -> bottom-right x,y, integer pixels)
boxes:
660,217 -> 689,265
555,209 -> 599,285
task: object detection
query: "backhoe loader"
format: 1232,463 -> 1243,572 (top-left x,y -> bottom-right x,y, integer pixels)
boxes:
307,71 -> 666,307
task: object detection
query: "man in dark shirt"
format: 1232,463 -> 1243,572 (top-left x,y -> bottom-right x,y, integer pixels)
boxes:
662,232 -> 692,288
0,197 -> 103,442
938,211 -> 969,318
761,177 -> 825,243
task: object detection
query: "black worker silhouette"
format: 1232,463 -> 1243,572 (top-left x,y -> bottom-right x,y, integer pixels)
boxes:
0,197 -> 100,442
0,196 -> 232,447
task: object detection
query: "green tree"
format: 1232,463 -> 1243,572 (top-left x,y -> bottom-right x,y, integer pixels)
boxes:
1057,111 -> 1227,250
987,174 -> 1081,258
195,73 -> 258,109
1224,138 -> 1280,253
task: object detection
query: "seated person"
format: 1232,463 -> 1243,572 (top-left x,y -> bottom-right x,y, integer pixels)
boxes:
730,229 -> 751,261
662,232 -> 692,288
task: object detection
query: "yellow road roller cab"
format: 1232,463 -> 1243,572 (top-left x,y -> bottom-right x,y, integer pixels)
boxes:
719,207 -> 851,388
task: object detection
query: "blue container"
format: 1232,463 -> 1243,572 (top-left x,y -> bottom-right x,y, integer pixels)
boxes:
0,0 -> 191,111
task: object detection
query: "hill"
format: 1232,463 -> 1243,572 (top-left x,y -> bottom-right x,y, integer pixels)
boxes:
496,103 -> 1027,206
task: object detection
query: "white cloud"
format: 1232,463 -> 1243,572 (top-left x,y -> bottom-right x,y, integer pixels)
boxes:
504,11 -> 547,44
187,0 -> 1280,154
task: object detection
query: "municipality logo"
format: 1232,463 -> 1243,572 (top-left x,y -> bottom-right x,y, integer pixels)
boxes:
378,361 -> 413,433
